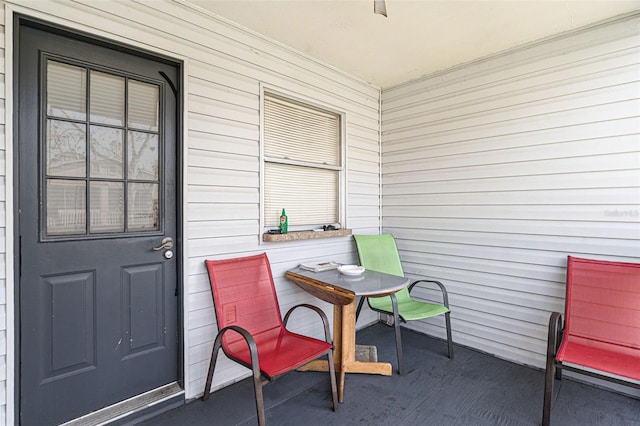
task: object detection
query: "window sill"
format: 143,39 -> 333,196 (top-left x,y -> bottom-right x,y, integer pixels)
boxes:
262,228 -> 352,242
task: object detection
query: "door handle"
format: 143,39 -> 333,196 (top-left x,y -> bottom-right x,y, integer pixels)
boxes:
153,237 -> 174,251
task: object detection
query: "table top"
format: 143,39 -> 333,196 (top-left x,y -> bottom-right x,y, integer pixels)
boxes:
285,267 -> 410,305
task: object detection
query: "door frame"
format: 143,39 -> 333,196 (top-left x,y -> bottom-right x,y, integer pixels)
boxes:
9,12 -> 185,423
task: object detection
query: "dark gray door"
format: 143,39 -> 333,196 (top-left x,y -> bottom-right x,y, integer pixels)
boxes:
17,22 -> 179,425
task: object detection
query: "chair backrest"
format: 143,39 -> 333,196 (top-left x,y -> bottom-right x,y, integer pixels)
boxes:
564,256 -> 640,351
354,234 -> 412,305
205,253 -> 284,349
353,234 -> 404,277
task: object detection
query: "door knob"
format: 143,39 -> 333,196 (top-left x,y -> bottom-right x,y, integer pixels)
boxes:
153,237 -> 174,251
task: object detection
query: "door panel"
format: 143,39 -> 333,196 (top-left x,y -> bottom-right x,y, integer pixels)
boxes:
18,22 -> 180,425
42,271 -> 96,380
123,263 -> 165,356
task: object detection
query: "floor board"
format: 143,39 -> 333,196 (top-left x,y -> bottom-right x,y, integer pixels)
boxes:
142,323 -> 640,425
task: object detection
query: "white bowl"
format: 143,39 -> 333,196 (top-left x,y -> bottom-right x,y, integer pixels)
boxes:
342,274 -> 365,282
338,265 -> 365,276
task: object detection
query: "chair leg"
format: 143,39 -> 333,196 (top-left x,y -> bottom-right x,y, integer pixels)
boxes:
355,296 -> 365,323
542,357 -> 555,426
390,293 -> 404,375
202,333 -> 225,402
251,364 -> 267,426
326,349 -> 339,411
445,311 -> 454,359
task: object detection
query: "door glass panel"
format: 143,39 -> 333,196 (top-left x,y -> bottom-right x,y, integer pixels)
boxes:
47,61 -> 86,120
90,71 -> 124,126
128,131 -> 158,180
90,126 -> 123,179
90,182 -> 124,233
128,183 -> 158,231
47,119 -> 86,177
128,80 -> 159,131
44,60 -> 163,238
46,179 -> 86,235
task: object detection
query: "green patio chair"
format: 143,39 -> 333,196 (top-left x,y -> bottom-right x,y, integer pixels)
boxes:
353,234 -> 453,374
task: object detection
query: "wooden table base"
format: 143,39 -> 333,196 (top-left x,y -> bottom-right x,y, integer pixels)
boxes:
297,300 -> 392,402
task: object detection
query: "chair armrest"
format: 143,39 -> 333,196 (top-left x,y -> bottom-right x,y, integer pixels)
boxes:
547,312 -> 564,358
216,325 -> 260,369
283,304 -> 333,345
408,279 -> 450,308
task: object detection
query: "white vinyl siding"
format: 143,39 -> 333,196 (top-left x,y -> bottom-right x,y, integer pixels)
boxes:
2,0 -> 381,413
381,14 -> 640,371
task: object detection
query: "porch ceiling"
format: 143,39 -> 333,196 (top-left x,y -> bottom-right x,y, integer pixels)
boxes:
187,0 -> 638,88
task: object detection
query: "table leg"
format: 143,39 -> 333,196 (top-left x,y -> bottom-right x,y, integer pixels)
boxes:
333,301 -> 344,369
297,300 -> 392,402
295,304 -> 343,379
339,300 -> 354,401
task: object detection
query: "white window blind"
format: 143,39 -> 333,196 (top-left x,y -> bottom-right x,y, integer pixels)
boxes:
263,94 -> 341,227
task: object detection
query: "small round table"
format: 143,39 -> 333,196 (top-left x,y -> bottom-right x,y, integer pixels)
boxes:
285,267 -> 409,402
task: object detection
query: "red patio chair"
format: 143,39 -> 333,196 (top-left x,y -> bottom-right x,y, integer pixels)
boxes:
202,253 -> 338,425
542,256 -> 640,425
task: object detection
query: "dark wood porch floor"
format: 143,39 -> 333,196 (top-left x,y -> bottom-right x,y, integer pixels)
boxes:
143,323 -> 640,426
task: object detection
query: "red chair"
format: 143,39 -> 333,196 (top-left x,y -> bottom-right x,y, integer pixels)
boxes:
542,256 -> 640,425
202,253 -> 338,425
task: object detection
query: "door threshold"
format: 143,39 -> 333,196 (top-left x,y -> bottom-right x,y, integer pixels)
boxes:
61,382 -> 184,426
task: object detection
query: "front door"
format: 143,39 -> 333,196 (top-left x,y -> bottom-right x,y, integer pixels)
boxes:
17,21 -> 180,425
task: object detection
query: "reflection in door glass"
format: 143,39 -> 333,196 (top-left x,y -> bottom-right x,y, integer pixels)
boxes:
128,80 -> 159,131
90,126 -> 123,179
47,61 -> 86,120
128,131 -> 158,180
90,71 -> 125,126
90,182 -> 124,233
128,183 -> 158,231
46,179 -> 86,235
47,119 -> 86,177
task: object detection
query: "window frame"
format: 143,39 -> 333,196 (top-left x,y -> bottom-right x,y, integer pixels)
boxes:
259,85 -> 347,240
40,55 -> 165,242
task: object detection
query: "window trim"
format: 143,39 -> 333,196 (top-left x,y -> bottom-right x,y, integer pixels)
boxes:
259,85 -> 347,242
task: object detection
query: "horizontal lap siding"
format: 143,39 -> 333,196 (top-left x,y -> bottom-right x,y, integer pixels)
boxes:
381,14 -> 640,370
6,0 -> 381,403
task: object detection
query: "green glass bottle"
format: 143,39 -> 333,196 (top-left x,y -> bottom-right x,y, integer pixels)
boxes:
279,209 -> 288,234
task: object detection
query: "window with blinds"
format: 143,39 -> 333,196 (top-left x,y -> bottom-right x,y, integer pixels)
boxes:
263,93 -> 342,228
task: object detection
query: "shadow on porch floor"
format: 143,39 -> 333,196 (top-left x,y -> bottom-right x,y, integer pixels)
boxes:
143,323 -> 640,425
